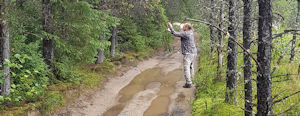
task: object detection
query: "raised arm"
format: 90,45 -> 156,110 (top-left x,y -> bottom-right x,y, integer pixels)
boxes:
170,28 -> 187,38
168,22 -> 187,38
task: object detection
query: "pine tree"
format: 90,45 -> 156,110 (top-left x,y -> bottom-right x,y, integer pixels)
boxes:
257,0 -> 273,115
243,0 -> 253,115
226,0 -> 238,104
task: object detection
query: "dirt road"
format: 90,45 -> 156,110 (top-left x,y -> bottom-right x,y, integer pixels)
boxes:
56,37 -> 198,116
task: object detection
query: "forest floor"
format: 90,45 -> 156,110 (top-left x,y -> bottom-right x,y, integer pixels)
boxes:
54,35 -> 200,116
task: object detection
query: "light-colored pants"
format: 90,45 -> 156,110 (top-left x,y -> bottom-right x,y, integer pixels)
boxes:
183,54 -> 196,84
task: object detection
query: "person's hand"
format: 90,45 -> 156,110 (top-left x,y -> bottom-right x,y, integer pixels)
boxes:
167,28 -> 171,32
168,22 -> 173,29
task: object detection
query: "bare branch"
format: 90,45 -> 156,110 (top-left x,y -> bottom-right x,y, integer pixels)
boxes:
273,29 -> 300,39
273,103 -> 299,116
238,106 -> 256,115
274,12 -> 285,21
272,74 -> 299,78
273,89 -> 287,99
271,39 -> 294,75
185,18 -> 263,71
274,90 -> 300,104
273,79 -> 291,82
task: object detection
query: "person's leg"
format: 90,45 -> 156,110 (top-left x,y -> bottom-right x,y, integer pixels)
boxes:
190,54 -> 196,79
183,54 -> 193,85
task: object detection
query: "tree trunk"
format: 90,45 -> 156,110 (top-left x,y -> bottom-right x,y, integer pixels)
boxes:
225,0 -> 238,104
0,0 -> 10,95
257,0 -> 273,115
96,36 -> 106,64
217,0 -> 224,79
42,0 -> 54,70
243,0 -> 253,115
110,26 -> 117,58
290,0 -> 300,62
209,0 -> 216,52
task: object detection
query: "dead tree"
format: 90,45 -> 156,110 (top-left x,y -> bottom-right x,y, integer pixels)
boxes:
243,0 -> 253,115
226,0 -> 238,104
0,0 -> 10,95
42,0 -> 54,70
209,0 -> 216,52
217,0 -> 225,79
257,0 -> 273,115
290,0 -> 300,62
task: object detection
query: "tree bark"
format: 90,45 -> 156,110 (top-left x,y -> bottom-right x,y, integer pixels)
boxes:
0,0 -> 10,95
217,0 -> 224,79
110,26 -> 117,58
42,0 -> 54,70
209,0 -> 216,52
96,36 -> 106,64
257,0 -> 273,115
290,0 -> 300,62
243,0 -> 253,115
225,0 -> 238,104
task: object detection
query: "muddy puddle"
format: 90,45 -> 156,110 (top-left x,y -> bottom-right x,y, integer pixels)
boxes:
103,68 -> 182,116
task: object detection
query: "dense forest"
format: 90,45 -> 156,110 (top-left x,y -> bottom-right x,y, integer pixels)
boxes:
0,0 -> 299,116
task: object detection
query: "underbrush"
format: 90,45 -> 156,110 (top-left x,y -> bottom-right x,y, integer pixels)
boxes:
0,48 -> 158,115
192,40 -> 300,116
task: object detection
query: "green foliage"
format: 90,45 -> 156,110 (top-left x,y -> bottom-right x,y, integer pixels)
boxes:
40,92 -> 63,114
118,17 -> 146,52
53,62 -> 83,83
52,1 -> 117,64
193,26 -> 300,115
2,0 -> 173,114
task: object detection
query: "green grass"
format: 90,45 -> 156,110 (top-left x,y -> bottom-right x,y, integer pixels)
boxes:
192,39 -> 300,116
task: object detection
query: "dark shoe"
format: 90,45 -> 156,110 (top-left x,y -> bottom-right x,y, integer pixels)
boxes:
183,83 -> 191,88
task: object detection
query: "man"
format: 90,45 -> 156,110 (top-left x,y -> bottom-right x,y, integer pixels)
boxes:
167,22 -> 197,88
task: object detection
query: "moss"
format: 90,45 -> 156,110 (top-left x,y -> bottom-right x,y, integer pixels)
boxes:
47,83 -> 74,91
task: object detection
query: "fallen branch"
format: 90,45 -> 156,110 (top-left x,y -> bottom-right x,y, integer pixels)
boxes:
273,103 -> 299,116
273,29 -> 300,39
185,18 -> 262,71
274,90 -> 300,104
